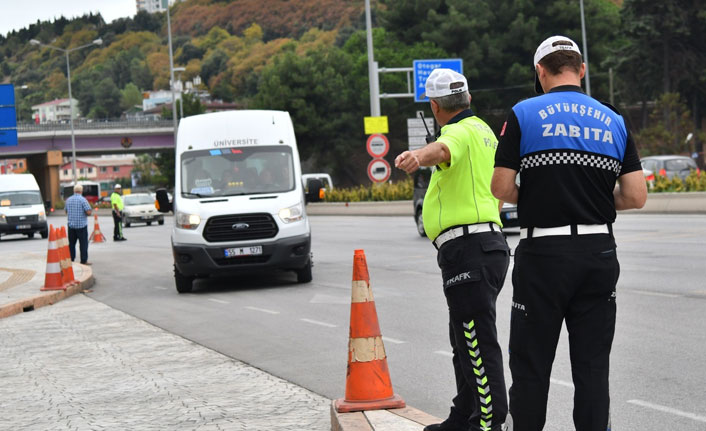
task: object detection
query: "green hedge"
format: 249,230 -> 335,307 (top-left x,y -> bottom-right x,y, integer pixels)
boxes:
650,170 -> 706,192
324,179 -> 413,202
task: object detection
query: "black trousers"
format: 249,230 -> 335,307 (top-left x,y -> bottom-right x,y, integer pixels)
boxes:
112,210 -> 123,240
508,234 -> 619,431
437,230 -> 510,431
68,226 -> 88,264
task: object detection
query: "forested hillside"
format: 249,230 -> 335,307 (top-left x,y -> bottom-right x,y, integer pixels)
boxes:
0,0 -> 704,185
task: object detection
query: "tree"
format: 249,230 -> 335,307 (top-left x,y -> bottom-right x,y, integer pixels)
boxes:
200,49 -> 229,84
176,42 -> 204,64
614,0 -> 706,133
378,0 -> 622,116
120,83 -> 143,111
130,57 -> 153,90
635,93 -> 705,156
89,77 -> 122,118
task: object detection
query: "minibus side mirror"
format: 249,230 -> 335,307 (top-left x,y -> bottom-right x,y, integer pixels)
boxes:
155,188 -> 173,213
305,179 -> 324,204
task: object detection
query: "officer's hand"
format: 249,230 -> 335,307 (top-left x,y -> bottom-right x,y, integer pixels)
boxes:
395,150 -> 421,174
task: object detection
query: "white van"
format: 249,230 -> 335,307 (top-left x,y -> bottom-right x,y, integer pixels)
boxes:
157,110 -> 323,293
0,174 -> 49,240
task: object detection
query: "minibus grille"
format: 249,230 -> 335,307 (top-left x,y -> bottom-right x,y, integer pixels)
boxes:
203,213 -> 278,242
7,215 -> 38,224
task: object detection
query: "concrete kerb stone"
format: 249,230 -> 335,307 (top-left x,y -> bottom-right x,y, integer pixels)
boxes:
330,402 -> 441,431
306,192 -> 706,217
0,263 -> 94,320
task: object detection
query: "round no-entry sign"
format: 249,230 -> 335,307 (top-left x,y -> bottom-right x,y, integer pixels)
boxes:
367,158 -> 391,183
366,134 -> 390,158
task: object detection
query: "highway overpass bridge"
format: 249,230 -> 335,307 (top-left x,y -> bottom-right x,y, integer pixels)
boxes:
0,120 -> 174,206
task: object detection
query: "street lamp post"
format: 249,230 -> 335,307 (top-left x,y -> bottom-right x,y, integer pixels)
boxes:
166,5 -> 178,145
30,38 -> 102,183
579,0 -> 591,96
173,67 -> 186,120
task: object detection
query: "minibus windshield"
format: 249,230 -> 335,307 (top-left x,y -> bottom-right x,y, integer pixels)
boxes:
180,146 -> 295,198
0,191 -> 43,207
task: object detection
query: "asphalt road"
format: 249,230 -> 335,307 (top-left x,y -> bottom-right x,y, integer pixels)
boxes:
8,213 -> 706,430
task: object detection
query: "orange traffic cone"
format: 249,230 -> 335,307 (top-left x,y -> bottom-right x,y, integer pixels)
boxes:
58,226 -> 76,286
334,249 -> 405,413
42,226 -> 66,291
89,208 -> 105,243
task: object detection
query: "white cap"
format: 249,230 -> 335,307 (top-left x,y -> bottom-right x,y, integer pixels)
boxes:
534,35 -> 582,66
533,35 -> 582,94
114,184 -> 122,189
422,68 -> 468,99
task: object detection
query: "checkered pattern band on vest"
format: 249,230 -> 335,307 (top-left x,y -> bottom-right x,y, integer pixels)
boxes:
520,151 -> 621,176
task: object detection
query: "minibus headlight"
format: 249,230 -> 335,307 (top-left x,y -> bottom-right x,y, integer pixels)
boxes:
176,211 -> 201,229
38,211 -> 46,221
278,203 -> 303,223
0,214 -> 5,224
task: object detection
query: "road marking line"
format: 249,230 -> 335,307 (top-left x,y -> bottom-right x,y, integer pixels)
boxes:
208,298 -> 229,304
153,286 -> 168,290
434,350 -> 454,358
299,318 -> 337,328
382,336 -> 406,344
245,306 -> 279,315
627,399 -> 706,423
628,289 -> 680,298
550,378 -> 574,388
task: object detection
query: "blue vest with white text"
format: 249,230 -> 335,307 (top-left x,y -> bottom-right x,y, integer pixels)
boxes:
514,91 -> 628,165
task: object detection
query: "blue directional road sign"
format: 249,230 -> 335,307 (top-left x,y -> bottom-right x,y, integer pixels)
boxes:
413,58 -> 464,103
0,83 -> 17,146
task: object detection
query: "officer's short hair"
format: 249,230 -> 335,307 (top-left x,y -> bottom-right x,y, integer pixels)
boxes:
539,42 -> 582,76
432,91 -> 470,113
74,184 -> 83,193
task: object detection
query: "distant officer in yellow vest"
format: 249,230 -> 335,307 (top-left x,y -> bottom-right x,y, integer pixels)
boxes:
395,68 -> 510,431
111,184 -> 126,241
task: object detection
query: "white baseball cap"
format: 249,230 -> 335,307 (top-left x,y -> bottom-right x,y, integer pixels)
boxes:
533,35 -> 582,93
422,68 -> 468,99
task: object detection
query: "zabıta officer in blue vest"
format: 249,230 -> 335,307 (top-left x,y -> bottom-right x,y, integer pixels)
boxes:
491,36 -> 647,431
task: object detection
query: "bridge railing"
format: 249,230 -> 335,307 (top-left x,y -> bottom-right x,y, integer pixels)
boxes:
18,118 -> 175,132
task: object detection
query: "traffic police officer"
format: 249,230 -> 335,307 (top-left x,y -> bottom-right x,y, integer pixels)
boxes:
396,68 -> 510,431
111,184 -> 126,241
491,36 -> 647,431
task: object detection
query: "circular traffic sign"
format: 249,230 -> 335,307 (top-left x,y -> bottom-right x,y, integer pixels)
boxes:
367,158 -> 391,183
366,134 -> 390,158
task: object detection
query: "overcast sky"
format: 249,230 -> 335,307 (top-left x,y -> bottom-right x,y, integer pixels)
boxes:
0,0 -> 137,37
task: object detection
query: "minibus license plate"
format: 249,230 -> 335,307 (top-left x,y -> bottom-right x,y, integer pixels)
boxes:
224,246 -> 262,258
16,224 -> 30,229
506,211 -> 518,219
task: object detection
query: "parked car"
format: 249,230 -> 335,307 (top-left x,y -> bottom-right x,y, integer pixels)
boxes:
302,173 -> 333,190
412,168 -> 519,238
641,155 -> 699,181
122,193 -> 164,227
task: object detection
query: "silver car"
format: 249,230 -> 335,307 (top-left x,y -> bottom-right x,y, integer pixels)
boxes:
641,155 -> 699,181
122,193 -> 165,227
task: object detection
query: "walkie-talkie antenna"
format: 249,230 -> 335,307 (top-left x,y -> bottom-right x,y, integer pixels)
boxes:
418,112 -> 435,144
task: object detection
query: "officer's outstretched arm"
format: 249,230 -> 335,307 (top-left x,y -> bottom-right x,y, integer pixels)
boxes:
394,142 -> 451,174
491,167 -> 519,204
614,170 -> 647,210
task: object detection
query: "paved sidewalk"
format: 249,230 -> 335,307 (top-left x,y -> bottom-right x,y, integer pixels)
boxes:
0,242 -> 437,431
0,295 -> 331,430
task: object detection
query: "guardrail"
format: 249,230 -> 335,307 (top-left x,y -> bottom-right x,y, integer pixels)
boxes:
17,119 -> 174,132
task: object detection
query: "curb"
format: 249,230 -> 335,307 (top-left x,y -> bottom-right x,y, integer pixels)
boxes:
307,192 -> 706,217
0,264 -> 94,319
330,402 -> 441,430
